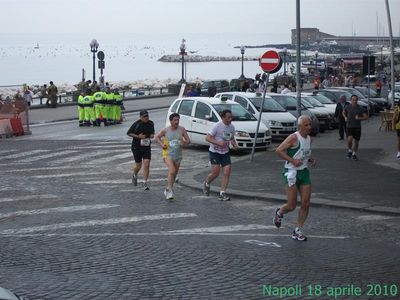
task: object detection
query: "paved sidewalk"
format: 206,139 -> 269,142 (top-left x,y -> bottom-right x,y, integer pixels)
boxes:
180,116 -> 400,215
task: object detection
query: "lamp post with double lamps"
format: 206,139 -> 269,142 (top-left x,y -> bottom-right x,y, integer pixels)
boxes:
239,45 -> 246,79
90,39 -> 99,83
283,48 -> 288,76
179,39 -> 186,83
314,50 -> 319,77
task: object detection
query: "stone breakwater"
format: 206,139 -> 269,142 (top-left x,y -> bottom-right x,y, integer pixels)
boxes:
158,54 -> 259,63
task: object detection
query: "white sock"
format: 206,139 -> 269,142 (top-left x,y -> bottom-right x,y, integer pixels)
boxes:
220,191 -> 225,195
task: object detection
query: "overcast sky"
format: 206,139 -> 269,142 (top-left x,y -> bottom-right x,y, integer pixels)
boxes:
0,0 -> 399,39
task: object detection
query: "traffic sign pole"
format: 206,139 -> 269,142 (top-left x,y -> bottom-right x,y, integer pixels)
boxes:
250,73 -> 269,161
250,50 -> 281,161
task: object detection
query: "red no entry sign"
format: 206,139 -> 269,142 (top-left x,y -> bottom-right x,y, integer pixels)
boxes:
260,50 -> 282,73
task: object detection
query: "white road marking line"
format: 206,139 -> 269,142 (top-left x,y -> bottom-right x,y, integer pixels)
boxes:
357,215 -> 397,221
81,178 -> 167,185
167,224 -> 276,233
0,194 -> 58,203
1,232 -> 350,240
31,172 -> 100,178
244,240 -> 281,247
18,150 -> 79,163
50,149 -> 123,164
72,145 -> 130,149
0,213 -> 198,234
1,166 -> 99,173
0,149 -> 49,159
0,204 -> 119,219
0,149 -> 17,155
86,152 -> 132,164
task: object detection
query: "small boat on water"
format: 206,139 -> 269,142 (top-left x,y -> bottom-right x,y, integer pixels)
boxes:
34,42 -> 39,49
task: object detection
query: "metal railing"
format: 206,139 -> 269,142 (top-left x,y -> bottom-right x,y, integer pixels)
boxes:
31,87 -> 171,106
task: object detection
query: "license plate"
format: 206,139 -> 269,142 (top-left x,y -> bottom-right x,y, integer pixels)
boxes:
256,138 -> 264,143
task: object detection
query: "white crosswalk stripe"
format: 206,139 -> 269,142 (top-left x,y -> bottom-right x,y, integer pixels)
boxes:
18,150 -> 79,163
0,213 -> 198,234
31,172 -> 97,178
0,149 -> 17,155
1,149 -> 49,159
0,204 -> 119,219
0,194 -> 58,203
52,149 -> 123,164
81,178 -> 166,185
86,152 -> 132,164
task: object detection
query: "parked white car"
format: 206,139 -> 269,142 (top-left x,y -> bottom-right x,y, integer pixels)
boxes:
388,83 -> 400,105
301,92 -> 336,115
166,97 -> 272,150
215,92 -> 297,139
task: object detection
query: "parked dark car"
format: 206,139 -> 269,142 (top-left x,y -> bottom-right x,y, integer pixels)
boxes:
327,87 -> 378,114
200,80 -> 230,96
353,86 -> 390,111
317,89 -> 370,115
229,78 -> 254,92
268,93 -> 320,136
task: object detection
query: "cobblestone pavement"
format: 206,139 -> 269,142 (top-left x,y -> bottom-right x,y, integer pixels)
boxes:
0,139 -> 399,300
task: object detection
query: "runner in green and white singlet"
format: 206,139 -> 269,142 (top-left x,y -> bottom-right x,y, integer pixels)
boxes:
274,115 -> 317,242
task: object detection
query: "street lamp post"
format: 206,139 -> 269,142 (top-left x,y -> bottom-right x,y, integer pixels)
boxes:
283,48 -> 288,76
179,39 -> 186,83
90,39 -> 99,83
315,50 -> 319,77
239,45 -> 246,79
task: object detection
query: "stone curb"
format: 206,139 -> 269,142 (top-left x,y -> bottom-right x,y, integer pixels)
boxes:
179,152 -> 400,216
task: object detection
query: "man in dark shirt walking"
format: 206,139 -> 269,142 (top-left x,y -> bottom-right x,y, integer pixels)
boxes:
127,110 -> 155,190
334,95 -> 349,140
343,95 -> 368,161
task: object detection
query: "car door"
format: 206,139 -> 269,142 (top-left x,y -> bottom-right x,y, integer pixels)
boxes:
177,99 -> 195,139
191,101 -> 217,145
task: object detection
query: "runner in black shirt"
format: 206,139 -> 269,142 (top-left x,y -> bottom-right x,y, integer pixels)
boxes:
127,110 -> 155,190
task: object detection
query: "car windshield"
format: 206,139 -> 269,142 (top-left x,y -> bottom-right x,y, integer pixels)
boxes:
304,96 -> 325,107
300,98 -> 314,108
347,88 -> 366,99
330,90 -> 353,101
212,103 -> 256,121
202,81 -> 223,89
394,86 -> 400,92
248,97 -> 286,112
269,95 -> 302,110
312,94 -> 334,104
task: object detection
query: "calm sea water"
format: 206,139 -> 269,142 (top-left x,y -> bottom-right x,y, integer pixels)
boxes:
0,32 -> 288,86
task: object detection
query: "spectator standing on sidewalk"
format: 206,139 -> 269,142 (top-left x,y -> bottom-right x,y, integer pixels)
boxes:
208,81 -> 217,97
127,110 -> 155,190
202,109 -> 238,201
23,86 -> 33,106
47,81 -> 58,108
375,79 -> 382,97
343,95 -> 368,161
334,95 -> 349,140
273,115 -> 316,241
393,104 -> 400,159
40,84 -> 48,105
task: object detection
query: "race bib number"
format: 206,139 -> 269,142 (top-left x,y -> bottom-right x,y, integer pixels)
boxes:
140,138 -> 151,146
222,131 -> 232,141
169,140 -> 180,148
301,149 -> 312,160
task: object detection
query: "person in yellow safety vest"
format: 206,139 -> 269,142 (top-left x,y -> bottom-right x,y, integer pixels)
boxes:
78,91 -> 85,127
83,92 -> 96,126
93,88 -> 108,126
114,90 -> 123,124
105,89 -> 115,125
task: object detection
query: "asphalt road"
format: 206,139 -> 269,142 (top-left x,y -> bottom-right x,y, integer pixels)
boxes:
0,114 -> 399,299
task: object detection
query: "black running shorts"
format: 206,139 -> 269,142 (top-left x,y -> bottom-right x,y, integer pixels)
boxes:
132,147 -> 151,163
